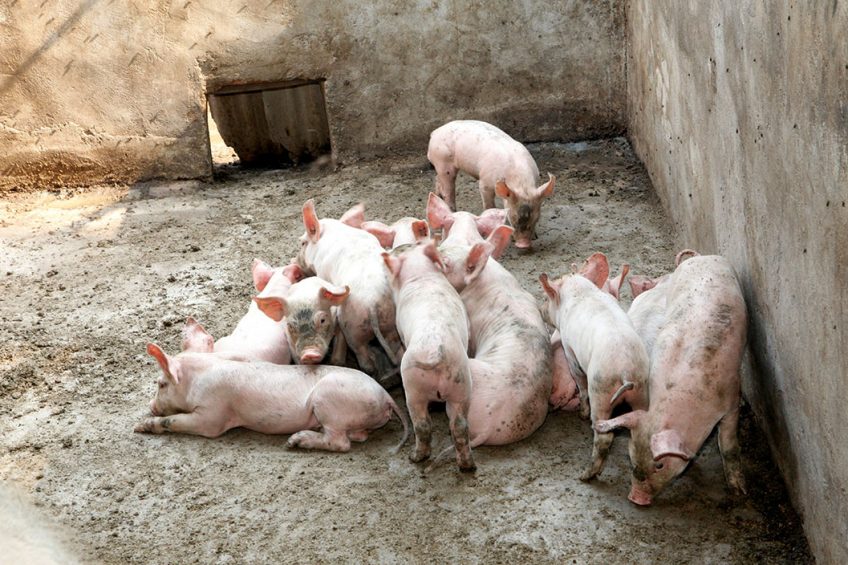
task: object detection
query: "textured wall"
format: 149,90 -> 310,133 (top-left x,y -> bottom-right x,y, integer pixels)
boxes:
0,0 -> 626,191
627,2 -> 848,562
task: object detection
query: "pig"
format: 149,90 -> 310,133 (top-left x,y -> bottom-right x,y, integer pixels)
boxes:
540,252 -> 650,481
427,120 -> 555,249
360,217 -> 430,250
181,259 -> 303,364
382,241 -> 475,471
427,226 -> 553,464
296,200 -> 404,384
253,276 -> 350,365
135,344 -> 409,452
602,263 -> 630,301
595,255 -> 748,505
426,192 -> 509,257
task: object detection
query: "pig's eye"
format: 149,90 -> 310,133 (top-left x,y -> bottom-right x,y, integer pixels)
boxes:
158,380 -> 167,389
317,314 -> 328,326
654,462 -> 665,470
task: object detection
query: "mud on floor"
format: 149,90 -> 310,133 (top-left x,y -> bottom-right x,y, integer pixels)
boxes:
0,139 -> 811,563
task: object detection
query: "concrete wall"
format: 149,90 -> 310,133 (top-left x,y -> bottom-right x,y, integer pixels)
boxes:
627,2 -> 848,562
0,0 -> 626,191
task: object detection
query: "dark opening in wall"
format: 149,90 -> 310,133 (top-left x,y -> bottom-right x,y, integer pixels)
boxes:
206,79 -> 332,169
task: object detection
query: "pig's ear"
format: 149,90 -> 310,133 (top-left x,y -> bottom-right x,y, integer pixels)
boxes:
539,273 -> 560,303
606,264 -> 630,301
282,263 -> 305,284
422,240 -> 445,272
339,203 -> 365,228
181,317 -> 214,352
486,225 -> 514,260
464,242 -> 492,285
252,258 -> 276,291
319,284 -> 350,305
147,343 -> 179,385
579,252 -> 610,289
650,429 -> 692,461
675,249 -> 699,266
411,219 -> 430,242
628,275 -> 657,299
382,252 -> 403,279
537,173 -> 556,199
594,410 -> 645,433
302,199 -> 322,242
253,296 -> 288,322
495,180 -> 512,199
361,221 -> 395,248
427,192 -> 454,231
476,208 -> 507,237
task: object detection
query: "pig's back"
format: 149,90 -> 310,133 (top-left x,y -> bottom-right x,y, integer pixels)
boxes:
431,120 -> 535,180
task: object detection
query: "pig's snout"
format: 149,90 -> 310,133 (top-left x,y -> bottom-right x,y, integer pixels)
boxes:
515,238 -> 532,250
628,485 -> 653,506
149,400 -> 160,416
300,347 -> 324,364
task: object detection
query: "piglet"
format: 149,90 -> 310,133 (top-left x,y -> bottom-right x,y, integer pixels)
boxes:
540,252 -> 650,481
361,217 -> 430,250
135,345 -> 408,452
383,241 -> 475,471
427,192 -> 509,257
181,260 -> 303,364
596,254 -> 747,505
427,120 -> 555,249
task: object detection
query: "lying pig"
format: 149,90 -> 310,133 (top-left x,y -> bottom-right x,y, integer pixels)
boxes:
361,217 -> 430,250
596,255 -> 747,505
540,252 -> 650,481
427,120 -> 555,249
429,226 -> 553,465
254,276 -> 350,365
427,192 -> 508,257
181,260 -> 303,363
297,200 -> 404,384
383,241 -> 475,471
135,344 -> 409,452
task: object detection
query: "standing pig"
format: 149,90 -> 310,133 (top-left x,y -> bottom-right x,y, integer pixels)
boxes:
181,259 -> 303,364
426,192 -> 508,257
540,252 -> 650,481
253,276 -> 350,365
382,241 -> 475,471
596,255 -> 748,505
427,120 -> 555,249
296,200 -> 404,384
135,345 -> 409,452
360,217 -> 430,250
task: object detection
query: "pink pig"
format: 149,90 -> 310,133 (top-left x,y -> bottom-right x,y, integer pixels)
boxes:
296,200 -> 404,383
382,241 -> 475,472
426,192 -> 508,257
540,252 -> 650,481
135,345 -> 409,452
181,259 -> 303,363
596,255 -> 747,505
427,120 -> 555,249
361,217 -> 430,250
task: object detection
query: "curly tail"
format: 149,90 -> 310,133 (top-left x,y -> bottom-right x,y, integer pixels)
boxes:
424,436 -> 485,473
370,309 -> 400,366
389,397 -> 411,454
610,380 -> 634,405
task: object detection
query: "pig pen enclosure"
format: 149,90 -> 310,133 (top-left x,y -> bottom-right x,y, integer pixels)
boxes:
0,140 -> 810,563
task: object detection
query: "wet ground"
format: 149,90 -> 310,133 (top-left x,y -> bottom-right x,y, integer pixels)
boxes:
0,138 -> 811,563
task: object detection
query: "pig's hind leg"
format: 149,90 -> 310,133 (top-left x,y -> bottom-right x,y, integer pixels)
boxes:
718,405 -> 747,495
580,395 -> 614,482
134,413 -> 228,438
287,429 -> 352,452
446,399 -> 476,472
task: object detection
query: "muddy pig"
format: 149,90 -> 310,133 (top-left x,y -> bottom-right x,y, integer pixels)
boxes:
254,276 -> 350,365
596,255 -> 747,505
296,200 -> 404,384
135,345 -> 409,452
181,260 -> 303,364
540,252 -> 650,481
427,120 -> 555,249
383,241 -> 475,471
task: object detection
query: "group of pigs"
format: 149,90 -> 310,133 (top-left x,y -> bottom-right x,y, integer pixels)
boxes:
136,120 -> 749,506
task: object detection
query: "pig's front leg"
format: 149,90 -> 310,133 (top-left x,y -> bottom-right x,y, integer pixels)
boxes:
405,393 -> 433,463
480,180 -> 496,210
134,413 -> 228,438
287,429 -> 352,452
718,404 -> 747,495
580,396 -> 614,482
446,399 -> 475,472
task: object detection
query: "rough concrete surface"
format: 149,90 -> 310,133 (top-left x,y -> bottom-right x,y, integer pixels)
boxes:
1,140 -> 810,563
627,2 -> 847,562
0,0 -> 625,191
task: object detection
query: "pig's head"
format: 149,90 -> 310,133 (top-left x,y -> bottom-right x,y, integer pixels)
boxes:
362,217 -> 430,249
254,277 -> 349,364
628,274 -> 669,299
494,173 -> 555,250
427,193 -> 508,248
338,203 -> 365,228
145,343 -> 192,417
252,258 -> 304,293
602,264 -> 630,301
675,249 -> 700,266
538,273 -> 564,324
383,239 -> 447,288
181,317 -> 214,353
296,199 -> 324,274
438,240 -> 495,292
595,412 -> 693,506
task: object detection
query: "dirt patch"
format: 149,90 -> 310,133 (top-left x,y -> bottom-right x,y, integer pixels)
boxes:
0,139 -> 810,563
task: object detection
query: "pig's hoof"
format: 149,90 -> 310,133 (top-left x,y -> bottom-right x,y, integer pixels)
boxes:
409,451 -> 430,463
579,469 -> 597,482
286,436 -> 302,449
133,421 -> 151,434
459,463 -> 477,474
